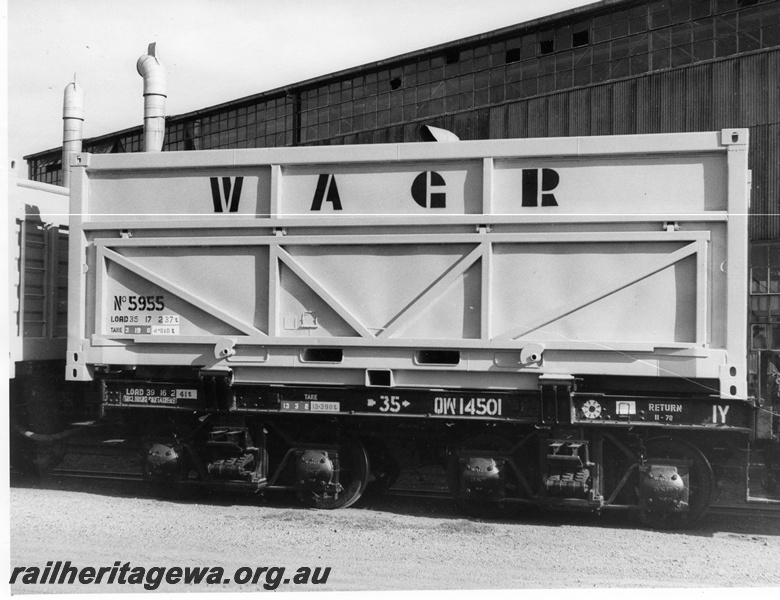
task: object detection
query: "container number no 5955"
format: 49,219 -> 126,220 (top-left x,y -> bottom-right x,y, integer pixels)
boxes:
114,295 -> 165,311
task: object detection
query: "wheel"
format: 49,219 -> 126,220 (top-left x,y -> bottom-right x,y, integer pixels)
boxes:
762,444 -> 780,493
638,437 -> 714,530
447,434 -> 523,518
363,438 -> 401,496
299,438 -> 370,509
139,439 -> 197,500
10,429 -> 68,477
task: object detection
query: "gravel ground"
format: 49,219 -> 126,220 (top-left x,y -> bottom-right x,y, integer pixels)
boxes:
8,478 -> 780,594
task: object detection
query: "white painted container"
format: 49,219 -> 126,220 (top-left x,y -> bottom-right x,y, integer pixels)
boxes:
66,130 -> 750,401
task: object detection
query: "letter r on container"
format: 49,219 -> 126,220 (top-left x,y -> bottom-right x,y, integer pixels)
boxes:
522,168 -> 559,207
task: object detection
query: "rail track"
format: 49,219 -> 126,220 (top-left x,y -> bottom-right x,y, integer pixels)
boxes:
49,469 -> 143,482
28,467 -> 780,521
709,502 -> 780,520
18,429 -> 780,522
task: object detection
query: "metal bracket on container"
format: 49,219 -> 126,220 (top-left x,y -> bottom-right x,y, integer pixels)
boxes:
300,312 -> 318,329
73,154 -> 90,166
214,338 -> 236,359
520,343 -> 544,366
720,129 -> 746,146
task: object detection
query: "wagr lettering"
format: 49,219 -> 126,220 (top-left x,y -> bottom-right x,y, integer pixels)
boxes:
307,169 -> 561,211
211,176 -> 243,213
522,168 -> 559,207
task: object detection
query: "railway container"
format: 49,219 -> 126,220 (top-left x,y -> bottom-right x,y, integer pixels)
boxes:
8,77 -> 99,472
8,164 -> 88,470
61,126 -> 777,527
10,167 -> 70,369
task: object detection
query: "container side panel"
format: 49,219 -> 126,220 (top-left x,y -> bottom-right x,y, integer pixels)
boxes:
279,263 -> 363,338
68,132 -> 749,398
283,244 -> 476,333
104,262 -> 248,337
112,246 -> 269,333
87,170 -> 271,220
391,262 -> 482,340
493,155 -> 726,215
491,242 -> 698,345
280,162 -> 482,216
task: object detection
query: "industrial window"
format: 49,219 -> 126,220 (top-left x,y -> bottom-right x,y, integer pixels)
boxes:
505,47 -> 522,63
750,242 -> 780,406
573,29 -> 590,47
750,243 -> 780,350
539,39 -> 555,55
27,0 -> 780,165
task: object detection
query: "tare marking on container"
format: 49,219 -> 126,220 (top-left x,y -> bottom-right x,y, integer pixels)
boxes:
116,324 -> 180,335
108,313 -> 180,335
434,396 -> 503,416
280,400 -> 340,413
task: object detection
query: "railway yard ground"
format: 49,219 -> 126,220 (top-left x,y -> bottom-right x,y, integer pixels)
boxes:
8,436 -> 780,594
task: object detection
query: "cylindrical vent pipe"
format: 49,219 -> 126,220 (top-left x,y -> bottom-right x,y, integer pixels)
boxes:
137,42 -> 167,152
62,76 -> 85,188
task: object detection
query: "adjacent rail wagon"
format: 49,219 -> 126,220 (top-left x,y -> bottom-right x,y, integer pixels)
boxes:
60,128 -> 778,527
8,168 -> 89,472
